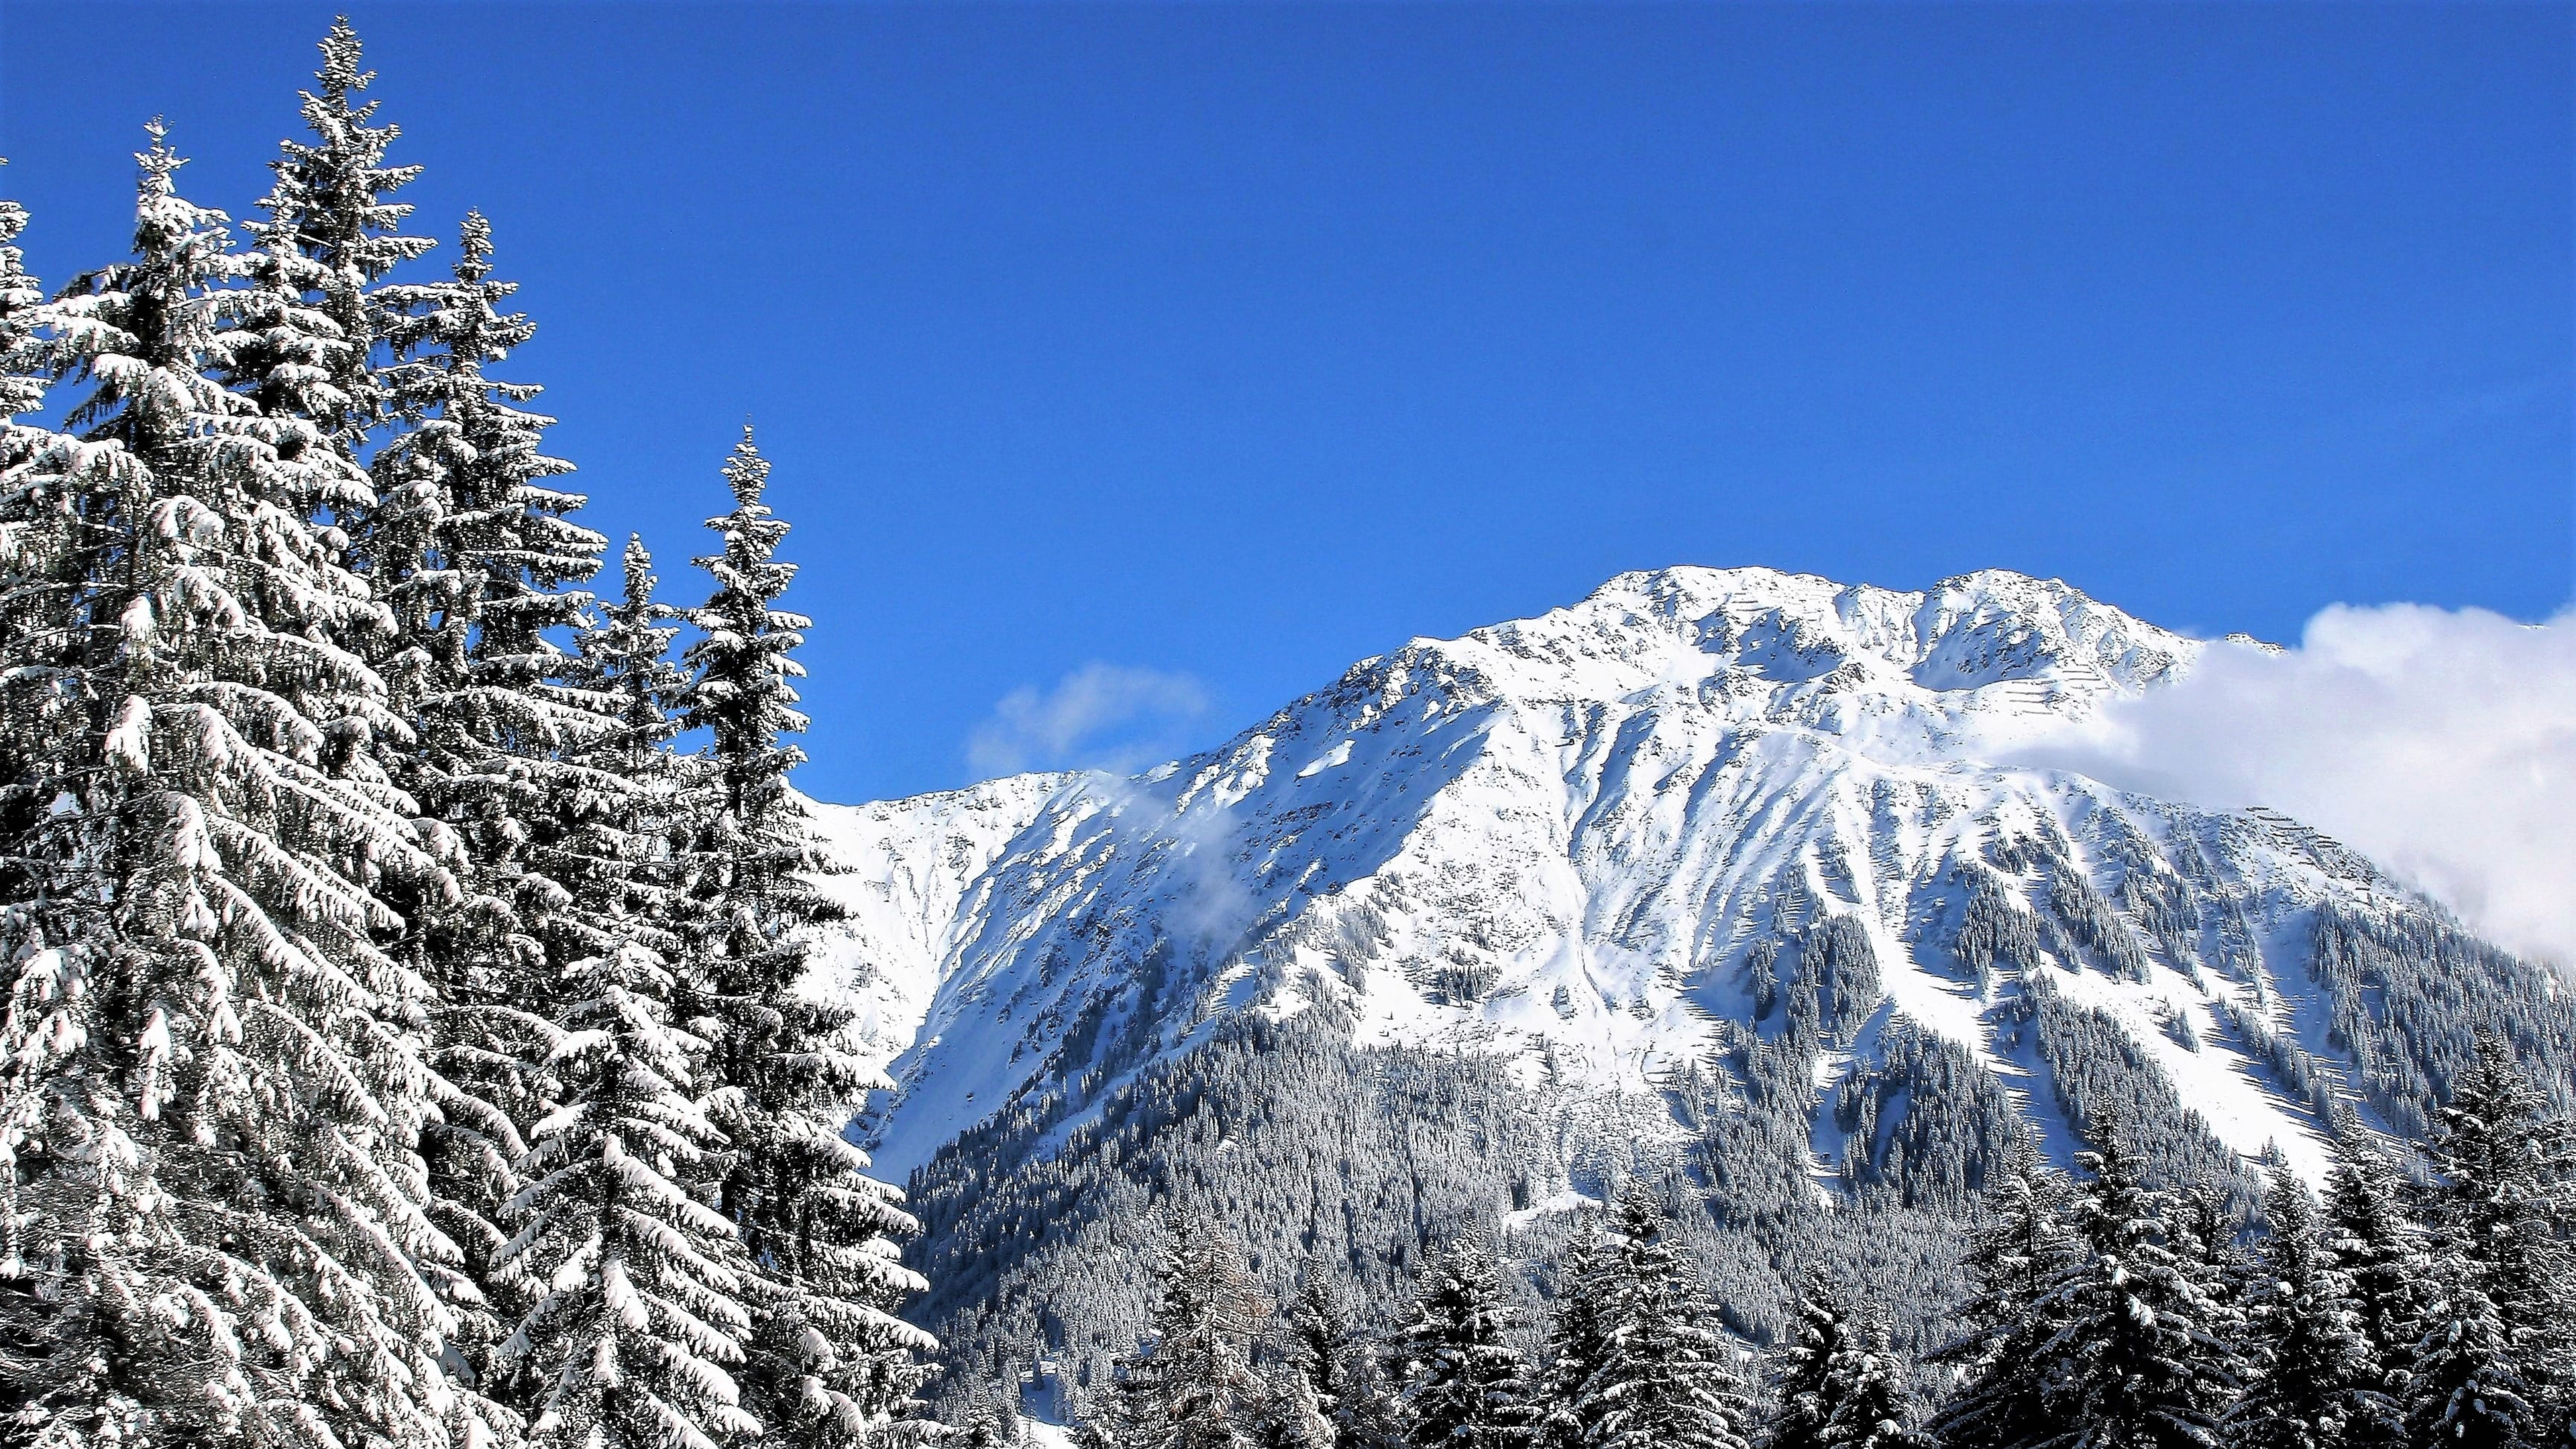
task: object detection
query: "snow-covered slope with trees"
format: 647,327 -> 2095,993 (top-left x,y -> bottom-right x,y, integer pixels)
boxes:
805,566 -> 2570,1201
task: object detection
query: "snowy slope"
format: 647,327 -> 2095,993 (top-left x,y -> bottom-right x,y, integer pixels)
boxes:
801,566 -> 2500,1188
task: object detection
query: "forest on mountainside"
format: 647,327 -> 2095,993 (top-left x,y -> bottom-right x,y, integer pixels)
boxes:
947,1036 -> 2571,1449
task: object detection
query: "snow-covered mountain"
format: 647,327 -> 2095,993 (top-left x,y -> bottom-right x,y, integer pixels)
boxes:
802,566 -> 2561,1205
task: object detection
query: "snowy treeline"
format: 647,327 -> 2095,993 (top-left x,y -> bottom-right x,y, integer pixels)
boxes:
0,23 -> 936,1449
988,1036 -> 2571,1449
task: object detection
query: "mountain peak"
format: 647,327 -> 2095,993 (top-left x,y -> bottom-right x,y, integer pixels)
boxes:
797,578 -> 2569,1409
1335,565 -> 2197,757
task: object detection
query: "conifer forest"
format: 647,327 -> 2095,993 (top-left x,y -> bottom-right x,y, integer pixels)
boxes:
1,21 -> 2571,1449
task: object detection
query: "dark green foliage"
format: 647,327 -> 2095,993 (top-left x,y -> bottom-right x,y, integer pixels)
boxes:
1984,835 -> 2149,981
1279,1277 -> 1405,1449
2041,1120 -> 2239,1449
904,1009 -> 1976,1412
2316,1137 -> 2422,1449
1832,1018 -> 2029,1209
2227,1165 -> 2379,1449
2403,1036 -> 2571,1449
1952,871 -> 2043,989
1799,916 -> 1883,1046
2043,869 -> 2151,983
1765,1274 -> 1853,1449
677,432 -> 934,1446
1546,1189 -> 1754,1449
1391,1240 -> 1539,1449
1821,1315 -> 1933,1449
1925,1145 -> 2076,1449
2306,906 -> 2576,1141
2019,973 -> 2259,1206
904,1012 -> 1560,1395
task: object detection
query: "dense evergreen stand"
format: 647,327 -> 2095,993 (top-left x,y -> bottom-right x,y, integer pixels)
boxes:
0,23 -> 943,1449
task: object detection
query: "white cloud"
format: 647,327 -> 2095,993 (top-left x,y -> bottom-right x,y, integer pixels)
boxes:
1998,603 -> 2576,969
966,663 -> 1212,777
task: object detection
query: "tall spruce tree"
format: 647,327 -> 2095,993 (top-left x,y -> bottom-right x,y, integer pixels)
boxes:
486,537 -> 760,1449
535,536 -> 693,1003
1392,1239 -> 1538,1449
367,207 -> 612,1405
1538,1224 -> 1616,1449
2041,1118 -> 2239,1449
2168,1181 -> 2251,1367
231,17 -> 433,454
2227,1164 -> 2378,1449
0,178 -> 86,896
1820,1314 -> 1932,1449
2316,1135 -> 2422,1449
0,170 -> 138,1449
1095,1215 -> 1266,1449
2404,1263 -> 2530,1449
491,934 -> 758,1449
1282,1276 -> 1401,1449
1551,1190 -> 1752,1449
678,428 -> 932,1446
0,123 -> 465,1449
1765,1273 -> 1854,1449
1927,1143 -> 2076,1449
2404,1037 -> 2562,1449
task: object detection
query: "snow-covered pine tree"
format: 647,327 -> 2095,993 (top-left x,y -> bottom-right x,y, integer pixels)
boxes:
1819,1313 -> 1932,1449
1926,1142 -> 2076,1449
1391,1238 -> 1538,1449
1094,1214 -> 1267,1449
230,17 -> 434,453
0,169 -> 138,1446
535,535 -> 694,1001
2041,1116 -> 2238,1449
2165,1177 -> 2253,1437
0,123 -> 464,1449
2227,1162 -> 2379,1449
1538,1222 -> 1615,1449
2404,1036 -> 2563,1449
1556,1189 -> 1752,1449
2167,1180 -> 2251,1366
2315,1136 -> 2422,1449
0,176 -> 70,467
1282,1276 -> 1401,1449
484,533 -> 764,1449
2403,1262 -> 2530,1449
0,177 -> 85,809
1764,1273 -> 1853,1449
1252,1364 -> 1338,1449
952,1400 -> 1023,1449
372,209 -> 602,730
491,926 -> 759,1449
365,207 -> 614,1406
678,427 -> 932,1446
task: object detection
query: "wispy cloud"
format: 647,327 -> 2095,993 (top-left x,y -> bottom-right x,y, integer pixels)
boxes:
966,663 -> 1212,778
1998,603 -> 2576,969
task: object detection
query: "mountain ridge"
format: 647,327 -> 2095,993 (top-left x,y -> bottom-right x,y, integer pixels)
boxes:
802,563 -> 2553,1184
796,561 -> 2574,1397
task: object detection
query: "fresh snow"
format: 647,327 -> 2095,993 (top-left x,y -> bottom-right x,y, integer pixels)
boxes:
804,566 -> 2429,1185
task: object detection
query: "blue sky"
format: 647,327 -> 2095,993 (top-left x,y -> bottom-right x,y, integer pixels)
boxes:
2,2 -> 2568,804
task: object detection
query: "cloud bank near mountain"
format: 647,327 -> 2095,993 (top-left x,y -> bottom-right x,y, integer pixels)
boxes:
2007,602 -> 2576,970
965,662 -> 1211,776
